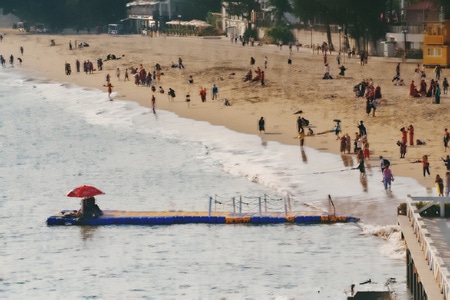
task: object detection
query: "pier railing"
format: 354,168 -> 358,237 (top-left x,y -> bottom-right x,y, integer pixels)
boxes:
209,194 -> 338,217
404,195 -> 450,299
209,194 -> 290,216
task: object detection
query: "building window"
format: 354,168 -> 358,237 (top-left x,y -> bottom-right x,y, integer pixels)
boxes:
427,47 -> 442,57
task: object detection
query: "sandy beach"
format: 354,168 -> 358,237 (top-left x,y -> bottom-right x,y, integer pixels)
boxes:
2,29 -> 449,192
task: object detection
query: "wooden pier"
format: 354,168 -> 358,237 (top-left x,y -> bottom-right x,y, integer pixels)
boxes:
398,195 -> 450,300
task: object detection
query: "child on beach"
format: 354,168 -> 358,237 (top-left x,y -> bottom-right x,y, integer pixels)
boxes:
383,165 -> 394,191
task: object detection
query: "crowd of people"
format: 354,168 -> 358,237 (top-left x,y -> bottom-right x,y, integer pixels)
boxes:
48,34 -> 450,197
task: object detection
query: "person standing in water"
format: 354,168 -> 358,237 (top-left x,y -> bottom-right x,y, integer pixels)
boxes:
383,164 -> 394,191
258,117 -> 265,134
107,82 -> 113,100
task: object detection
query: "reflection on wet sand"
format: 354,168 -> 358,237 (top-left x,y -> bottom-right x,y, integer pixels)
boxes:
340,154 -> 354,168
301,148 -> 307,163
260,136 -> 267,147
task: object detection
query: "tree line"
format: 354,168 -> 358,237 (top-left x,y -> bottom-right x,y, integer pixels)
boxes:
228,0 -> 449,52
0,0 -> 220,30
0,0 -> 448,49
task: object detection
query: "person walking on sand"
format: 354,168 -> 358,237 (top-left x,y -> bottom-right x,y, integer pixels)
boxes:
443,77 -> 449,94
334,121 -> 341,139
444,128 -> 450,151
199,87 -> 206,102
399,140 -> 407,158
436,174 -> 444,196
354,154 -> 366,178
258,117 -> 265,134
345,133 -> 351,154
298,128 -> 305,147
400,127 -> 407,143
185,92 -> 190,108
435,83 -> 441,104
435,65 -> 442,81
383,165 -> 394,191
178,56 -> 184,69
408,124 -> 414,146
151,94 -> 156,114
442,155 -> 450,170
422,154 -> 430,177
297,116 -> 304,133
380,156 -> 386,174
212,84 -> 218,100
358,120 -> 367,136
107,83 -> 113,101
116,68 -> 120,81
363,140 -> 370,160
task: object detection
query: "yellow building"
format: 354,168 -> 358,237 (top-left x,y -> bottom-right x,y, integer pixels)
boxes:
423,21 -> 450,67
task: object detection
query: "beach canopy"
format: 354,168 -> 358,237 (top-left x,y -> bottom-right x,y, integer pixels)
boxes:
67,185 -> 104,198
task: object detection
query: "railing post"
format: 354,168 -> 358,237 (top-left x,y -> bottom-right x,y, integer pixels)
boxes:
232,197 -> 235,214
239,196 -> 242,215
284,198 -> 288,216
440,199 -> 445,218
264,194 -> 267,213
287,195 -> 291,213
258,197 -> 262,216
208,196 -> 212,217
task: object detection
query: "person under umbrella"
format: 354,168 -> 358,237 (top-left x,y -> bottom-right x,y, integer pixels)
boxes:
67,185 -> 104,218
77,197 -> 102,218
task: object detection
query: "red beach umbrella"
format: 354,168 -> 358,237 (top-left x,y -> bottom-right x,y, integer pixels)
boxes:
66,185 -> 105,198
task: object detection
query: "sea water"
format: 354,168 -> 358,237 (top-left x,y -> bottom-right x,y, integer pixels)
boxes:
0,67 -> 428,299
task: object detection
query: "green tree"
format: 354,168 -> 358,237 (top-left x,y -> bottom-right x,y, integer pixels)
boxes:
291,0 -> 388,53
224,0 -> 259,19
266,25 -> 294,44
0,0 -> 128,29
267,0 -> 293,24
177,0 -> 221,20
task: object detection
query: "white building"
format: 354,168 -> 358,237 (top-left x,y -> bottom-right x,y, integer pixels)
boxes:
125,0 -> 174,32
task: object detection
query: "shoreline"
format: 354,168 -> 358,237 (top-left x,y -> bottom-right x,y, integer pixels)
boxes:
2,29 -> 449,193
